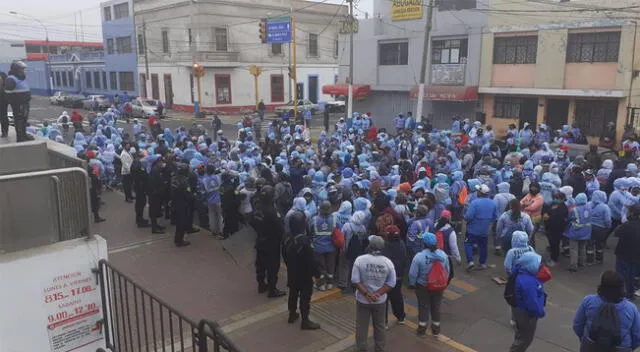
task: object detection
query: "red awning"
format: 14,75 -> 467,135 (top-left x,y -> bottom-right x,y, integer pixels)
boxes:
322,84 -> 371,99
409,86 -> 478,101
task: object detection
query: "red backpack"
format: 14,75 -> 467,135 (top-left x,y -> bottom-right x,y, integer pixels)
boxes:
426,259 -> 448,292
435,231 -> 445,251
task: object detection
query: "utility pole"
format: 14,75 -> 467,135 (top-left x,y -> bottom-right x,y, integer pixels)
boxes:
347,0 -> 354,121
142,21 -> 150,81
416,0 -> 435,123
292,13 -> 298,120
288,7 -> 293,102
190,0 -> 200,117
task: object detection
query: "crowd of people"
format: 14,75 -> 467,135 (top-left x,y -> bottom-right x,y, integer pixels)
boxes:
28,101 -> 640,351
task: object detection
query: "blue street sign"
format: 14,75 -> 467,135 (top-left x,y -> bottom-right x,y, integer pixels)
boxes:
266,17 -> 292,44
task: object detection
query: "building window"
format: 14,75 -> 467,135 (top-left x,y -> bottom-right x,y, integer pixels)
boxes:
432,38 -> 468,64
113,3 -> 129,19
85,72 -> 93,89
493,36 -> 537,64
103,6 -> 112,21
102,72 -> 107,89
119,72 -> 134,91
93,72 -> 101,89
215,28 -> 228,52
138,34 -> 145,54
106,38 -> 114,55
308,33 -> 318,57
109,72 -> 118,90
334,36 -> 339,57
574,100 -> 618,136
567,32 -> 620,63
68,71 -> 74,87
214,74 -> 232,104
271,75 -> 284,102
116,36 -> 132,54
272,43 -> 282,55
54,72 -> 61,87
494,97 -> 525,118
379,42 -> 409,65
190,74 -> 194,103
162,30 -> 170,53
140,74 -> 147,98
439,0 -> 477,11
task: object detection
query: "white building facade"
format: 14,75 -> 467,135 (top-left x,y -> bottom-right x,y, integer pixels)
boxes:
134,0 -> 347,113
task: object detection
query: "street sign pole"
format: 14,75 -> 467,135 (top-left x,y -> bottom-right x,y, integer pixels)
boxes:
292,15 -> 298,121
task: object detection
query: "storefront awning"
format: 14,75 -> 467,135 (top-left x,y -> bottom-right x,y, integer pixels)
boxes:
409,86 -> 479,101
322,84 -> 371,99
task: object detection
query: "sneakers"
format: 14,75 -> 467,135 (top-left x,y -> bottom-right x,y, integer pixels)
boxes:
267,289 -> 286,298
476,264 -> 487,270
301,319 -> 321,330
466,262 -> 475,272
175,241 -> 191,247
416,325 -> 427,336
431,323 -> 440,337
546,260 -> 556,268
634,289 -> 640,298
397,318 -> 405,325
326,284 -> 334,290
288,312 -> 300,324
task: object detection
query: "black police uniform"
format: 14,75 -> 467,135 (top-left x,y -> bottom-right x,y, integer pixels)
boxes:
3,61 -> 31,142
249,186 -> 286,298
0,72 -> 8,137
131,158 -> 149,227
148,161 -> 167,233
171,165 -> 192,247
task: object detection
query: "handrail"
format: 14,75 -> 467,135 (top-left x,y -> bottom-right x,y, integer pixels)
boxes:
198,319 -> 243,352
0,167 -> 88,181
50,175 -> 64,238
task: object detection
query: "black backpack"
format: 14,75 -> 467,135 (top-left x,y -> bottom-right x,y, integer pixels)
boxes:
346,231 -> 367,261
504,272 -> 519,308
588,302 -> 622,349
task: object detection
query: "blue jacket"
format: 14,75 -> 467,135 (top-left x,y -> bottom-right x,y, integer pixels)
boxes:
408,248 -> 450,287
589,191 -> 611,229
333,201 -> 353,230
407,218 -> 432,254
566,195 -> 592,241
494,182 -> 516,217
504,231 -> 535,273
496,211 -> 534,240
609,178 -> 629,220
342,211 -> 367,245
311,215 -> 337,253
465,197 -> 497,236
512,252 -> 546,318
573,295 -> 640,350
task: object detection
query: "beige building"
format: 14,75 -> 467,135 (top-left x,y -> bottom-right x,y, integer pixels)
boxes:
478,0 -> 640,143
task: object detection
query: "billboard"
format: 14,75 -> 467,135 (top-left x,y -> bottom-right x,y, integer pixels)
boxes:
431,64 -> 465,85
391,0 -> 424,21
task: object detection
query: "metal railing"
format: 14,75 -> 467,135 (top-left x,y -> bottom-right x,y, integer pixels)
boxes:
98,260 -> 241,352
0,167 -> 90,253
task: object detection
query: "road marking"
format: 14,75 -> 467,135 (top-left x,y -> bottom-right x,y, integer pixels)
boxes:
450,278 -> 478,293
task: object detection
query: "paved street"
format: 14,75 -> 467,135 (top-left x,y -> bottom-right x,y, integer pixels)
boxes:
23,96 -> 633,351
88,184 -> 628,352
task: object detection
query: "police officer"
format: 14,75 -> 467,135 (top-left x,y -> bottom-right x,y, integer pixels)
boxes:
249,185 -> 286,298
4,61 -> 32,142
283,211 -> 321,330
149,157 -> 167,234
0,71 -> 8,137
131,151 -> 150,228
171,164 -> 192,247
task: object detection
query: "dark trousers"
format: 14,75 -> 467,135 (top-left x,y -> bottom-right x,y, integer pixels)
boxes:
9,102 -> 28,141
288,280 -> 313,318
149,196 -> 162,228
0,101 -> 8,135
546,229 -> 562,262
464,233 -> 488,265
135,192 -> 147,221
588,226 -> 607,264
510,308 -> 538,352
173,208 -> 189,244
90,187 -> 100,219
415,285 -> 443,325
616,257 -> 636,299
256,247 -> 280,290
387,280 -> 406,321
122,174 -> 133,200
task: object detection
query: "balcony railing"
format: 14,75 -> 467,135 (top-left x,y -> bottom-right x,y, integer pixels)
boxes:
173,50 -> 240,63
49,51 -> 105,63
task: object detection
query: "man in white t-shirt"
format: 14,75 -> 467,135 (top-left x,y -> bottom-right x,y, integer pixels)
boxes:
351,236 -> 396,352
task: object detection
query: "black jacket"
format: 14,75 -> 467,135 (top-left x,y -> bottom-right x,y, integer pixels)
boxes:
615,220 -> 640,264
383,239 -> 407,279
282,233 -> 318,285
544,202 -> 568,233
170,175 -> 192,207
131,160 -> 148,195
148,165 -> 166,198
566,173 -> 586,196
250,206 -> 284,250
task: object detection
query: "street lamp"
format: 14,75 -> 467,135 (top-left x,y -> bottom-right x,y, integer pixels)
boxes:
9,11 -> 52,96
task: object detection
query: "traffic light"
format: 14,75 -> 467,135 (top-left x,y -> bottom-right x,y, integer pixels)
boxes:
192,63 -> 205,77
259,19 -> 267,43
287,65 -> 296,80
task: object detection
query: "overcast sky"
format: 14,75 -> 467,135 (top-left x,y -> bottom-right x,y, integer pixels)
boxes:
0,0 -> 373,42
